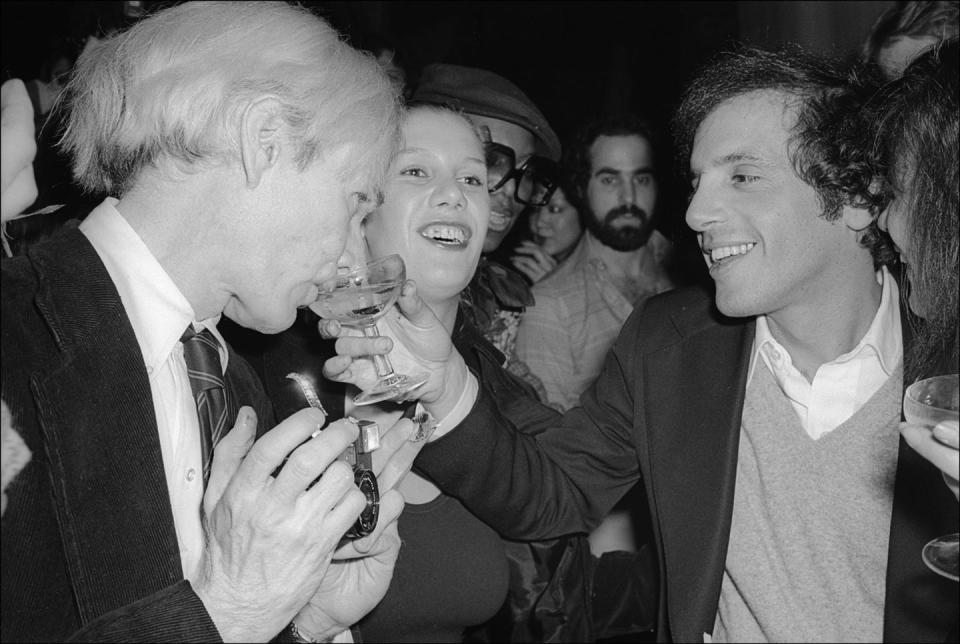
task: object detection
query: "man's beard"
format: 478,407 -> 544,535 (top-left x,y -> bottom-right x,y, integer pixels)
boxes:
584,204 -> 656,251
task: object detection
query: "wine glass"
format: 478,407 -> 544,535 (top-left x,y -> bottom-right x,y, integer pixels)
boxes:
903,373 -> 960,582
310,254 -> 428,406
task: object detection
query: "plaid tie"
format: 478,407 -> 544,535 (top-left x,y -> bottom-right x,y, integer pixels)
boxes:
180,326 -> 228,488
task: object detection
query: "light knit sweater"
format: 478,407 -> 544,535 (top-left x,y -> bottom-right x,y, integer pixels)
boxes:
711,360 -> 903,643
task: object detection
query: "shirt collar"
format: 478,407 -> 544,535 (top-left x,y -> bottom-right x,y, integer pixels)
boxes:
747,265 -> 902,386
80,198 -> 229,375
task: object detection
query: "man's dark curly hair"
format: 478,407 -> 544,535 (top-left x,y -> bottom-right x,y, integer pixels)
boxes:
671,44 -> 894,266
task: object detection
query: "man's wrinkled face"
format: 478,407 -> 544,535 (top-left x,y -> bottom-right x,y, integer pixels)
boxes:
582,134 -> 658,251
470,114 -> 537,253
222,145 -> 371,334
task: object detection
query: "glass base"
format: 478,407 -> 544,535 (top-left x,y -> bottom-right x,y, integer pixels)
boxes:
922,533 -> 959,582
353,372 -> 429,406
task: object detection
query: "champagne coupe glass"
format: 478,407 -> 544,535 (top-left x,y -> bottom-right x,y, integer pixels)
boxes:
311,254 -> 428,406
903,373 -> 960,582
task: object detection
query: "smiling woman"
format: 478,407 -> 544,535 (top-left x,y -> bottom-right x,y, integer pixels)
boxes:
338,104 -> 511,641
363,104 -> 490,323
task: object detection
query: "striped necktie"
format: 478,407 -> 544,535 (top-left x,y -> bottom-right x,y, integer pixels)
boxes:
180,326 -> 228,488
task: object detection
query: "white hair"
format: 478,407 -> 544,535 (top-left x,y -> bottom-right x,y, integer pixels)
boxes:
57,1 -> 401,198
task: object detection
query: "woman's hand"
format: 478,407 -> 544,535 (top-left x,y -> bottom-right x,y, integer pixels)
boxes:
320,280 -> 471,420
510,240 -> 557,283
901,419 -> 959,501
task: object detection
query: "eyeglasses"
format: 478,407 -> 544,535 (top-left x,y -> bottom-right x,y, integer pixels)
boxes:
485,142 -> 560,207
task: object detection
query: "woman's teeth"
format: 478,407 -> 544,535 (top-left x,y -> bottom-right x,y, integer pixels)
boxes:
421,223 -> 470,246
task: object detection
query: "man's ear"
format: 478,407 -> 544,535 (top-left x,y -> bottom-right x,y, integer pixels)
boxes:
841,202 -> 875,233
239,97 -> 284,189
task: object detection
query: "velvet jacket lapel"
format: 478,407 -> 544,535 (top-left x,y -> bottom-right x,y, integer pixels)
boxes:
27,231 -> 182,623
642,304 -> 754,643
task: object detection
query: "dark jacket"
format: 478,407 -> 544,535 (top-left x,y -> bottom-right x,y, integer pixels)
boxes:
416,285 -> 959,643
1,228 -> 273,642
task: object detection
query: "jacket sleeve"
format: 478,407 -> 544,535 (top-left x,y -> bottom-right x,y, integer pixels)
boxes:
417,311 -> 645,541
67,581 -> 222,642
446,314 -> 658,642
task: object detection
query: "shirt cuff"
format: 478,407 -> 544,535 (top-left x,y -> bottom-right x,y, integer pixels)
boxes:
428,372 -> 478,440
332,629 -> 353,643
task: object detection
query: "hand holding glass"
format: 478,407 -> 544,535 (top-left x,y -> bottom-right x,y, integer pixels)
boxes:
311,254 -> 428,405
903,373 -> 960,582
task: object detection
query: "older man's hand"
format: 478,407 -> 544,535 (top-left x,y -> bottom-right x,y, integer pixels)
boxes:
192,407 -> 378,642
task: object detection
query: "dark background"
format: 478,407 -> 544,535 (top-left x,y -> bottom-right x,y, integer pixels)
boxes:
0,0 -> 894,258
1,1 -> 895,143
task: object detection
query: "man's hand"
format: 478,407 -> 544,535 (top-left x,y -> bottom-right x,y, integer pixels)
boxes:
901,419 -> 959,501
321,280 -> 470,419
331,416 -> 422,558
510,240 -> 557,284
192,407 -> 372,642
288,414 -> 426,637
291,497 -> 404,640
1,79 -> 38,222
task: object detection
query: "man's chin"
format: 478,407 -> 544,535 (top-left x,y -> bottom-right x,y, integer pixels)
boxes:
713,291 -> 762,320
223,302 -> 296,335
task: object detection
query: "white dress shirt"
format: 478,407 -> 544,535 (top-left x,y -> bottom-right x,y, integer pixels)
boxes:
746,266 -> 903,440
80,198 -> 228,581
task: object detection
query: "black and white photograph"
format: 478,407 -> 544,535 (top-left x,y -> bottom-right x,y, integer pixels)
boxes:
1,1 -> 957,642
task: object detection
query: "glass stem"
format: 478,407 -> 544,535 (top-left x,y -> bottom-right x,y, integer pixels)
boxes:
362,325 -> 395,378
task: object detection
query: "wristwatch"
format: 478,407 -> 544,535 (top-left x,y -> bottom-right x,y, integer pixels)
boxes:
280,621 -> 330,643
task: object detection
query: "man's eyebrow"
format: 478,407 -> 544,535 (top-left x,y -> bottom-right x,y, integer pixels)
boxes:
690,152 -> 772,179
715,152 -> 770,166
594,166 -> 655,176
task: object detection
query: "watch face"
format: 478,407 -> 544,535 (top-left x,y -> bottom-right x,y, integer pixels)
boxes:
347,468 -> 379,538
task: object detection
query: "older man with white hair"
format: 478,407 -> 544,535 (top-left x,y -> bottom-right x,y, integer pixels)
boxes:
1,2 -> 410,642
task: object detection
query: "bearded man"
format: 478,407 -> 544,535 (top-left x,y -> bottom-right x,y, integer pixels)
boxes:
515,114 -> 675,556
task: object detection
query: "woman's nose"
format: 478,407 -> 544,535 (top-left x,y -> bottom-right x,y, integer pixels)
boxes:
430,177 -> 465,210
